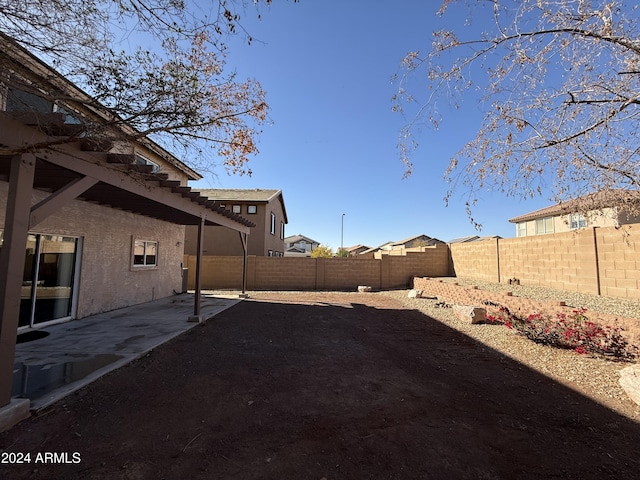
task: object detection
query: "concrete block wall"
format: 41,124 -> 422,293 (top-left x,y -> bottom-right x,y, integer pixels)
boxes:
322,257 -> 382,290
449,238 -> 499,282
596,227 -> 640,299
185,226 -> 639,300
386,248 -> 450,287
498,229 -> 599,294
450,223 -> 640,299
184,245 -> 451,292
183,255 -> 244,290
253,257 -> 317,290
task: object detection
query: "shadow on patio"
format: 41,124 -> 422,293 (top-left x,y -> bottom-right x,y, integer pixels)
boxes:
12,292 -> 240,410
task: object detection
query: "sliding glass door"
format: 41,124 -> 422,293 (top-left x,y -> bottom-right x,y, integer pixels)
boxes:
19,234 -> 80,328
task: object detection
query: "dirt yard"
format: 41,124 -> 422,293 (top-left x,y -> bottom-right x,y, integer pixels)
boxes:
1,292 -> 639,479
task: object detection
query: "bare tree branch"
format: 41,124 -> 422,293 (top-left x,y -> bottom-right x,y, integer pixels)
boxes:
0,0 -> 296,175
394,0 -> 640,226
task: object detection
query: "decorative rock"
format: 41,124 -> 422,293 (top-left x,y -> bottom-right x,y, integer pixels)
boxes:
619,364 -> 640,407
407,289 -> 423,298
452,305 -> 488,324
357,285 -> 372,293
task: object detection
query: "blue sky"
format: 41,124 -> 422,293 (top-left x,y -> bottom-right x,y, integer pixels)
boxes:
190,1 -> 554,250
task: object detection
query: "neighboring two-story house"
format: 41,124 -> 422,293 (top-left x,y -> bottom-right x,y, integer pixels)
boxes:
284,234 -> 320,256
184,189 -> 288,256
509,190 -> 640,237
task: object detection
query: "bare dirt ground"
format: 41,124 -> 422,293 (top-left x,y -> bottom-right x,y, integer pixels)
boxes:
1,291 -> 640,480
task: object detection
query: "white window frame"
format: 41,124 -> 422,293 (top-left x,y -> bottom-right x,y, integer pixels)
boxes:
135,154 -> 159,173
132,239 -> 158,268
569,214 -> 587,230
247,205 -> 257,214
535,217 -> 555,235
232,204 -> 241,214
270,212 -> 276,235
517,222 -> 527,237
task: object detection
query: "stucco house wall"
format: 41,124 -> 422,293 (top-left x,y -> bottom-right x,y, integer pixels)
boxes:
0,182 -> 184,319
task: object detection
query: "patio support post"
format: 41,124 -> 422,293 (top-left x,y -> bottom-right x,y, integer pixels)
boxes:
0,154 -> 36,407
193,216 -> 205,317
239,231 -> 248,294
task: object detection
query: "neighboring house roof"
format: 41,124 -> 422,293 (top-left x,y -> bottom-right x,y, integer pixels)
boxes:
448,236 -> 480,243
285,234 -> 320,245
509,203 -> 573,224
362,235 -> 443,254
360,241 -> 395,254
285,246 -> 308,253
509,190 -> 640,223
197,188 -> 288,224
344,244 -> 370,253
391,234 -> 444,246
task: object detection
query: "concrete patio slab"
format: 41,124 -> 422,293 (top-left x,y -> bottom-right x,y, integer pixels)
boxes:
12,292 -> 241,411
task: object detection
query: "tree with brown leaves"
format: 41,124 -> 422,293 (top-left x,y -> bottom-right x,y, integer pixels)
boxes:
0,0 -> 292,175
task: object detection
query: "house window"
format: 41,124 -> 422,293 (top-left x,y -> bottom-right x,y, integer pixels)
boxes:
232,204 -> 241,214
569,214 -> 586,230
517,222 -> 527,237
535,217 -> 555,235
53,104 -> 82,124
6,87 -> 52,113
133,240 -> 158,267
247,205 -> 257,214
17,233 -> 81,327
270,212 -> 276,235
135,154 -> 159,173
280,221 -> 285,240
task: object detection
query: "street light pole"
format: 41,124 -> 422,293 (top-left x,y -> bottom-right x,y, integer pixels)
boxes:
341,213 -> 345,255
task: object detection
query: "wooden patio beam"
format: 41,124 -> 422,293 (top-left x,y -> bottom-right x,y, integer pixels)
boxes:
29,175 -> 99,228
0,114 -> 250,234
0,154 -> 35,407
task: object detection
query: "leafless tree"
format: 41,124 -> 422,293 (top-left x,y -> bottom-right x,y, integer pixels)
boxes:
394,0 -> 640,227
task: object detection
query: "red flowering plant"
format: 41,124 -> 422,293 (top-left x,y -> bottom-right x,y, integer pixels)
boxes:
485,306 -> 638,361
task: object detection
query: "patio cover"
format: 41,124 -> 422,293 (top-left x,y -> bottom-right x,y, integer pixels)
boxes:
0,113 -> 255,409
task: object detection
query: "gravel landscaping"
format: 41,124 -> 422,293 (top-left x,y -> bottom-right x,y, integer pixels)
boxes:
383,283 -> 640,422
429,277 -> 640,320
